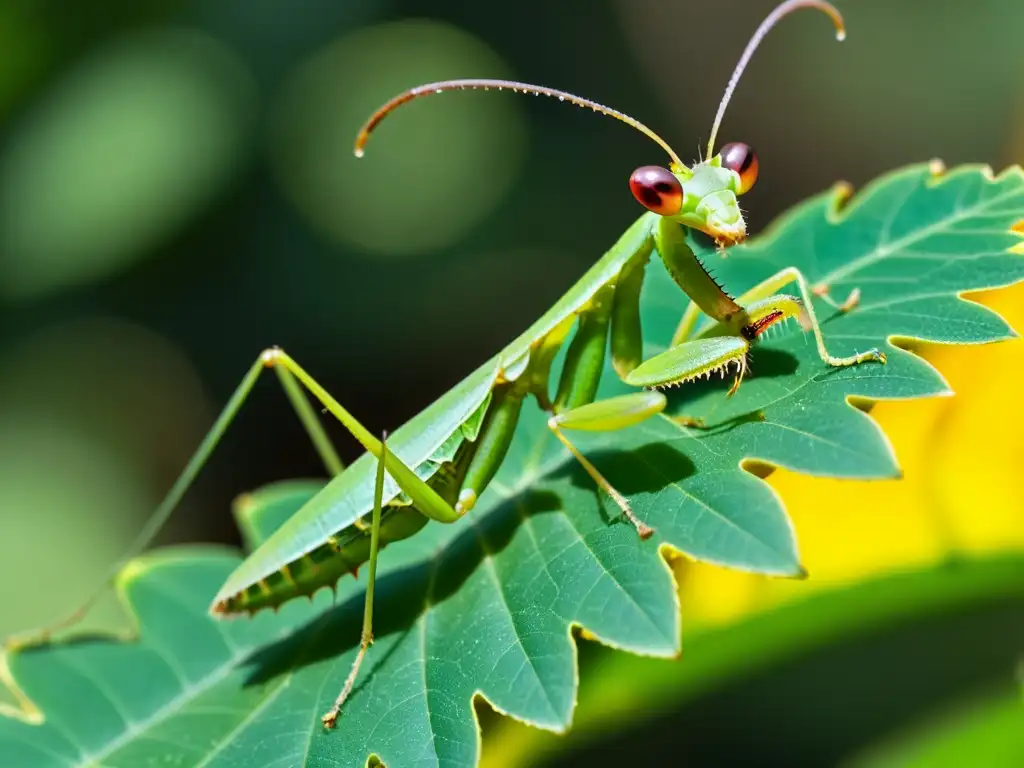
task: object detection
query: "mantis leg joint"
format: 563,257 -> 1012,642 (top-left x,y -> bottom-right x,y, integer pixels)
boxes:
260,346 -> 284,367
455,489 -> 478,515
811,283 -> 862,313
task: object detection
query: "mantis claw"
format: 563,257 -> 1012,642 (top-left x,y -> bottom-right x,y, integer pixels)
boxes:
838,287 -> 862,312
812,283 -> 862,314
670,415 -> 707,429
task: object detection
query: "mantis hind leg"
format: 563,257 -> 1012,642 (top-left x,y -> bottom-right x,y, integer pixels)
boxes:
322,430 -> 389,729
5,347 -> 454,650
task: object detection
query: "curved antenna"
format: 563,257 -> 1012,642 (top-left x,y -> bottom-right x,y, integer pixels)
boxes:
706,0 -> 845,158
354,78 -> 687,173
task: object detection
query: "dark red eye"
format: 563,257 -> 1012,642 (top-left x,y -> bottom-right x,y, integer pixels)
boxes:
629,165 -> 683,216
720,142 -> 758,194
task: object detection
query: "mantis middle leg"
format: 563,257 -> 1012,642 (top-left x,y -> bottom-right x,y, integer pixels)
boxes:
544,259 -> 887,540
548,334 -> 753,539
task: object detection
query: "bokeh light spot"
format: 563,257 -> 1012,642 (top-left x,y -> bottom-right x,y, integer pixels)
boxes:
0,28 -> 256,302
0,318 -> 212,640
0,416 -> 152,641
273,19 -> 526,258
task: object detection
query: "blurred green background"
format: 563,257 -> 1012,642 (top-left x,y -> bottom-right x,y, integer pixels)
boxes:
1,0 -> 1023,765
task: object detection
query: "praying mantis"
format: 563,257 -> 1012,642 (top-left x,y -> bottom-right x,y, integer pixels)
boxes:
7,0 -> 886,731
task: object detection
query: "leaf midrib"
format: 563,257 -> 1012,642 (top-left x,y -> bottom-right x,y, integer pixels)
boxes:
634,418 -> 794,566
473,443 -> 676,650
73,574 -> 299,768
76,646 -> 251,767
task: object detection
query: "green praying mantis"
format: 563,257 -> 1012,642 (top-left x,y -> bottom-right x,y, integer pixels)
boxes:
7,0 -> 886,731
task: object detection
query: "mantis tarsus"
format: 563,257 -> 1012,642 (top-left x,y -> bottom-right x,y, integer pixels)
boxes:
7,0 -> 886,730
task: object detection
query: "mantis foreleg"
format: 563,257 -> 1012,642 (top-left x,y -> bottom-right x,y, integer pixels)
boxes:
699,266 -> 886,367
549,335 -> 752,539
541,227 -> 885,541
671,279 -> 861,347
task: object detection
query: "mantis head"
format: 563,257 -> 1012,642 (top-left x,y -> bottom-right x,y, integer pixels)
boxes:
627,0 -> 843,246
629,144 -> 758,247
354,0 -> 844,249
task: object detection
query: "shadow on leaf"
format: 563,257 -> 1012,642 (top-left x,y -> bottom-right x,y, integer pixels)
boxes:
239,489 -> 564,685
743,347 -> 801,379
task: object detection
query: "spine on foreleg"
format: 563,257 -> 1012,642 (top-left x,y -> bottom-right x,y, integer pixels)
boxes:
655,217 -> 742,323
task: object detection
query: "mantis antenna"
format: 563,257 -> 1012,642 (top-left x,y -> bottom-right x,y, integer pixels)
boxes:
706,0 -> 846,158
354,78 -> 688,173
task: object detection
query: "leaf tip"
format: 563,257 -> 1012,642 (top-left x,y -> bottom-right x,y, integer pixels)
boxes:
828,180 -> 855,217
1010,220 -> 1024,255
116,559 -> 151,589
0,652 -> 44,725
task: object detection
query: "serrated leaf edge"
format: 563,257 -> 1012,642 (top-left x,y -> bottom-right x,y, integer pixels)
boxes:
3,163 -> 1023,766
0,545 -> 246,729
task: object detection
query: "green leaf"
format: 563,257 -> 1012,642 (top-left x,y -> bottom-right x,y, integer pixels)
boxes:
850,688 -> 1024,768
480,553 -> 1024,766
3,163 -> 1023,766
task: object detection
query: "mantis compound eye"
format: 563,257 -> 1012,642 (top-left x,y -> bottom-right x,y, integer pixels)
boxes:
720,142 -> 759,194
629,165 -> 683,216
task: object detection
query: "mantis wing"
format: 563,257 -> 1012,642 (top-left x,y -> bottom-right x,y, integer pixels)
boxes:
212,355 -> 501,607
